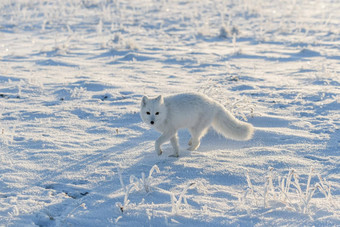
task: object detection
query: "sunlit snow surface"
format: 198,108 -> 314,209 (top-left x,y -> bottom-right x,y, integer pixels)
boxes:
0,0 -> 339,226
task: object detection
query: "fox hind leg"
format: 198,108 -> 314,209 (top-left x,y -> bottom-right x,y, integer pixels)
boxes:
188,127 -> 209,151
188,116 -> 213,151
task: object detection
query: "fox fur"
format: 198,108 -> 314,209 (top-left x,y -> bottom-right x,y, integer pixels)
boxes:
140,93 -> 254,157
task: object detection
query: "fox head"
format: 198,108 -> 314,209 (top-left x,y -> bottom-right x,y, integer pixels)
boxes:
140,95 -> 167,129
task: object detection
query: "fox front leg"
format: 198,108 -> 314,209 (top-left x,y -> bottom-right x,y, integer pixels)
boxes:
169,134 -> 179,157
155,142 -> 163,156
155,131 -> 176,156
188,138 -> 192,146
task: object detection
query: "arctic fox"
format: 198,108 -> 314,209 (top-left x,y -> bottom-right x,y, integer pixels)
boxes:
140,93 -> 254,157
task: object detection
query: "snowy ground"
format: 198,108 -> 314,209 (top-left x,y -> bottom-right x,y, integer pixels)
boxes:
0,0 -> 339,226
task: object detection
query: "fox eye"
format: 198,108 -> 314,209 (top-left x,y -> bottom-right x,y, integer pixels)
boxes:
146,112 -> 150,115
155,112 -> 159,115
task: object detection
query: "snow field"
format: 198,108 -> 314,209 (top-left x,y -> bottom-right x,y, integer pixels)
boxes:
0,0 -> 339,226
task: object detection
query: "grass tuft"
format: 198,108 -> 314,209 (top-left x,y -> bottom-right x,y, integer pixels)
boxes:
242,167 -> 334,214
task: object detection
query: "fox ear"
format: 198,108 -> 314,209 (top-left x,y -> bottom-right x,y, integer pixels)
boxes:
156,95 -> 164,104
141,96 -> 148,107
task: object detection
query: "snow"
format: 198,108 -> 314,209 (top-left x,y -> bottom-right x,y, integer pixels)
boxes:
0,0 -> 339,226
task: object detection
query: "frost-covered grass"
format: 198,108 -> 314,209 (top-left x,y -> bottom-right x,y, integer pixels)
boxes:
115,165 -> 161,214
0,0 -> 339,226
243,168 -> 337,215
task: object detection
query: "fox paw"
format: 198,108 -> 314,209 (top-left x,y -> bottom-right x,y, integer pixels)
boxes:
188,139 -> 192,146
156,149 -> 163,156
169,154 -> 179,158
187,145 -> 199,151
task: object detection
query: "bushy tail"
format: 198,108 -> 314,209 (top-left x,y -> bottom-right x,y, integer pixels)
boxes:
212,105 -> 254,141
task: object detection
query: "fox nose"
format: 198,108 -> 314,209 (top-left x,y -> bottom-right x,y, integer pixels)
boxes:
150,121 -> 154,125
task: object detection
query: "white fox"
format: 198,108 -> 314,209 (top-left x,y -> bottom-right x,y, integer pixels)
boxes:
140,93 -> 254,157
